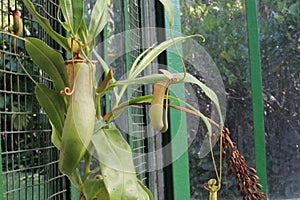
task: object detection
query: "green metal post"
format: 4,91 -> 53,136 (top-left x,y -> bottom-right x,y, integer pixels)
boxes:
165,0 -> 191,199
246,0 -> 268,197
123,0 -> 134,147
104,26 -> 111,114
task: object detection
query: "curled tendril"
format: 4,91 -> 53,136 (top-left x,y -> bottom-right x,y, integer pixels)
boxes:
60,74 -> 78,96
60,87 -> 73,96
60,83 -> 76,96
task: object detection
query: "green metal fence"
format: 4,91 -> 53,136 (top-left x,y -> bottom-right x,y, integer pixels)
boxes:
103,1 -> 167,199
125,0 -> 148,184
0,0 -> 69,199
105,0 -> 162,195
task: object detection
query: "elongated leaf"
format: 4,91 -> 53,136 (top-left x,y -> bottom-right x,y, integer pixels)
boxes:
88,0 -> 108,41
59,0 -> 83,34
115,35 -> 204,105
128,44 -> 154,77
82,179 -> 109,200
92,125 -> 152,200
116,72 -> 220,113
137,179 -> 154,200
59,109 -> 89,174
184,75 -> 223,158
184,74 -> 222,125
113,72 -> 222,158
115,73 -> 182,86
35,84 -> 65,131
104,95 -> 152,123
78,18 -> 89,55
96,69 -> 113,95
35,84 -> 66,147
25,38 -> 68,91
113,72 -> 220,137
59,63 -> 96,175
159,0 -> 174,28
22,0 -> 70,51
93,49 -> 118,96
93,49 -> 114,77
167,96 -> 212,138
130,35 -> 198,79
78,18 -> 88,43
51,126 -> 62,150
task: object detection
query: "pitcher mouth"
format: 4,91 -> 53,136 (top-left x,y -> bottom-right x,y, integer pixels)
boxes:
65,59 -> 98,65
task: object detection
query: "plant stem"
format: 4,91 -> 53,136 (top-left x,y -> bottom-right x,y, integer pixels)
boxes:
96,94 -> 102,120
83,151 -> 92,181
114,84 -> 127,107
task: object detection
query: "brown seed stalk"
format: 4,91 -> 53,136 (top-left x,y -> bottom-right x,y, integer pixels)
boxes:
219,128 -> 266,199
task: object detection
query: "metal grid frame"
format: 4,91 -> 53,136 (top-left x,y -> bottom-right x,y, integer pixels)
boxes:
103,0 -> 154,191
126,0 -> 148,184
0,0 -> 69,199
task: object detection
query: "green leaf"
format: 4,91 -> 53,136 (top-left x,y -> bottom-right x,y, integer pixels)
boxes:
159,0 -> 174,28
184,74 -> 222,126
137,179 -> 154,200
180,74 -> 224,158
117,71 -> 222,158
35,84 -> 65,135
68,169 -> 82,187
93,49 -> 118,96
105,95 -> 152,123
25,38 -> 69,91
116,72 -> 221,119
167,95 -> 212,138
78,18 -> 88,42
59,63 -> 96,175
92,125 -> 152,200
96,69 -> 113,95
82,179 -> 109,200
93,49 -> 114,77
35,84 -> 66,149
51,126 -> 62,150
115,35 -> 201,105
59,0 -> 84,34
129,35 -> 199,79
78,19 -> 89,55
88,0 -> 108,42
128,45 -> 154,77
113,72 -> 220,137
115,73 -> 179,86
22,0 -> 70,51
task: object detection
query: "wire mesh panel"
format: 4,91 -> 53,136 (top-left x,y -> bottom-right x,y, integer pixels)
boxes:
127,0 -> 147,184
0,0 -> 69,199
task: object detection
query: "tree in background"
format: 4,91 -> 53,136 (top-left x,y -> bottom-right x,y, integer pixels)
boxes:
181,0 -> 299,199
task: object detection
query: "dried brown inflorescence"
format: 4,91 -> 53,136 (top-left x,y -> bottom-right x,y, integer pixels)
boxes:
219,128 -> 266,200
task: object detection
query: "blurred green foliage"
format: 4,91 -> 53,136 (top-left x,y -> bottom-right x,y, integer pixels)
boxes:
181,0 -> 299,199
